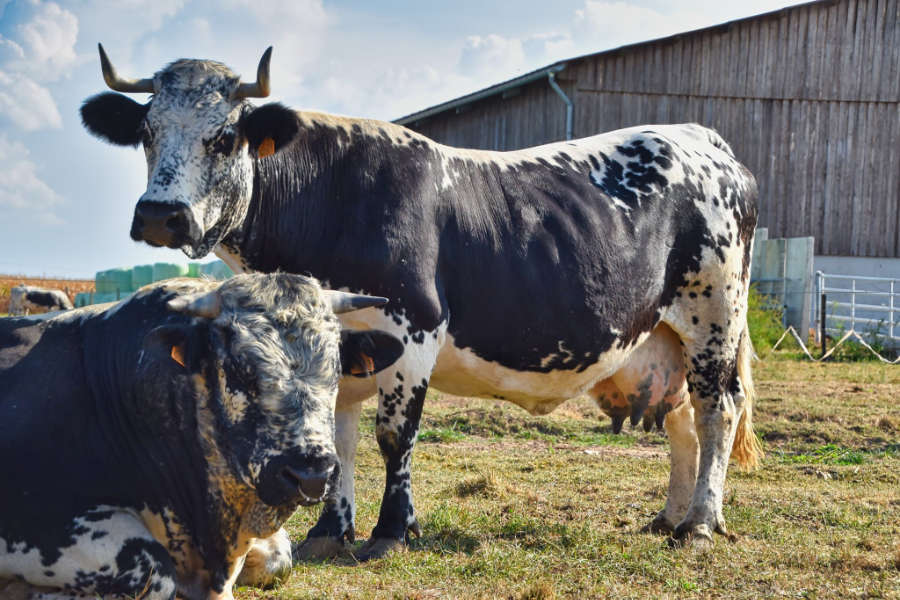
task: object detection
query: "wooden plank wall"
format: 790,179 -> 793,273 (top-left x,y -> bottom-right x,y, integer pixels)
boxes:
406,0 -> 900,258
411,79 -> 570,150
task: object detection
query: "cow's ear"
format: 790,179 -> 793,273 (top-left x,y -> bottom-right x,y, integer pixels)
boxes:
339,330 -> 404,378
143,324 -> 193,371
240,103 -> 301,159
81,92 -> 149,147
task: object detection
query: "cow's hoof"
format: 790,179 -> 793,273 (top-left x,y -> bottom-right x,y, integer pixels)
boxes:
236,529 -> 292,588
641,512 -> 675,535
354,537 -> 406,561
292,536 -> 346,561
669,522 -> 714,549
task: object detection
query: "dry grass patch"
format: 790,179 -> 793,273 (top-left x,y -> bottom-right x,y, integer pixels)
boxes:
0,275 -> 94,313
236,358 -> 900,599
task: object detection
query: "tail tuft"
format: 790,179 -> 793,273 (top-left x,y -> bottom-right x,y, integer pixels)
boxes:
731,328 -> 763,469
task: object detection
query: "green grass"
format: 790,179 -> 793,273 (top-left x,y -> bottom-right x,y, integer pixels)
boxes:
747,284 -> 787,356
418,428 -> 467,443
236,359 -> 900,599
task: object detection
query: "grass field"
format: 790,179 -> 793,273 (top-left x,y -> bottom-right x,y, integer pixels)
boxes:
233,358 -> 900,600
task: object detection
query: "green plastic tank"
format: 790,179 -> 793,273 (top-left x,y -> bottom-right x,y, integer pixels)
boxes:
131,264 -> 154,290
152,262 -> 189,282
96,268 -> 133,294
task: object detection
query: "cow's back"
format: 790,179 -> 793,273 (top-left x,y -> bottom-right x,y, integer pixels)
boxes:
433,124 -> 754,375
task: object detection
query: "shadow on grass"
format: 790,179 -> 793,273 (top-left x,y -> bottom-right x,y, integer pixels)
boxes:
411,528 -> 481,555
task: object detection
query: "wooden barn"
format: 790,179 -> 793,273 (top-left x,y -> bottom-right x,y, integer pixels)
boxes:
395,0 -> 900,264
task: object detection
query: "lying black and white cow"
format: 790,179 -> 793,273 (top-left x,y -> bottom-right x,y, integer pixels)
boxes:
8,284 -> 74,316
81,47 -> 762,562
0,273 -> 402,599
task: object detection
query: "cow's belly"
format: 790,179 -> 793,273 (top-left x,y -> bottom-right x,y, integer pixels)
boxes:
429,332 -> 651,415
336,306 -> 683,418
589,324 -> 689,427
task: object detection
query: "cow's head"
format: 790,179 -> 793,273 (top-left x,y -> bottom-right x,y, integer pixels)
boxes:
81,45 -> 301,258
140,273 -> 403,514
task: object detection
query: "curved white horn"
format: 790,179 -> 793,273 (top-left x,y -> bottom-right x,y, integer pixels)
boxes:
98,43 -> 155,93
233,46 -> 272,99
322,290 -> 389,314
166,291 -> 222,319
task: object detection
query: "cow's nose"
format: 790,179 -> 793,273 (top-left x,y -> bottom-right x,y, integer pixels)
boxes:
279,465 -> 333,502
131,201 -> 192,248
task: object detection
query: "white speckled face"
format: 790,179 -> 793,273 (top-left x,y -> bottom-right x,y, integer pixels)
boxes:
140,61 -> 255,258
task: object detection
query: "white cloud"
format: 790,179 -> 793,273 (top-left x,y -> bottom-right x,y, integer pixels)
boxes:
316,63 -> 475,121
0,1 -> 77,132
17,2 -> 78,81
221,0 -> 328,29
574,1 -> 686,47
0,134 -> 63,224
459,34 -> 526,80
112,0 -> 185,31
217,0 -> 331,90
572,1 -> 800,52
523,32 -> 577,65
0,70 -> 62,130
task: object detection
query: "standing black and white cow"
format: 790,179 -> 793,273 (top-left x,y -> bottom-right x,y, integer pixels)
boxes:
8,284 -> 74,316
0,274 -> 403,599
81,47 -> 762,561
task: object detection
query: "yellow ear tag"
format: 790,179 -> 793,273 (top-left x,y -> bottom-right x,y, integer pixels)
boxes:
258,137 -> 275,158
350,354 -> 375,376
170,343 -> 186,368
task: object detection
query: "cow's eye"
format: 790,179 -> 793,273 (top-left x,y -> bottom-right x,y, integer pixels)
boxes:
210,131 -> 236,156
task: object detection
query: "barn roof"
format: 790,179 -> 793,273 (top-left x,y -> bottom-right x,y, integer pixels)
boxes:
393,0 -> 825,126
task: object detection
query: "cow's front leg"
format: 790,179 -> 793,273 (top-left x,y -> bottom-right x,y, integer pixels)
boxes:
294,395 -> 366,560
355,330 -> 442,561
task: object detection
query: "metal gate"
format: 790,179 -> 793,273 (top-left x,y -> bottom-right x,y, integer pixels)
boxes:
815,271 -> 900,347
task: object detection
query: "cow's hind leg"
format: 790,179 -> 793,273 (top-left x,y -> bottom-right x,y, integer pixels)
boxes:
668,289 -> 754,547
15,511 -> 177,600
295,396 -> 366,560
589,324 -> 697,534
645,398 -> 698,534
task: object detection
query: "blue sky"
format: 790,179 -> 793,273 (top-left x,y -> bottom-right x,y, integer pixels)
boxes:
0,0 -> 798,278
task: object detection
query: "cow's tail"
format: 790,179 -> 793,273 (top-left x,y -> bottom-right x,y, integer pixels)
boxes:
730,326 -> 763,469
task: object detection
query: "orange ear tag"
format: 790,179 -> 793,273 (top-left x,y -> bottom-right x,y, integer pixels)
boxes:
350,354 -> 376,375
170,343 -> 186,368
258,137 -> 275,158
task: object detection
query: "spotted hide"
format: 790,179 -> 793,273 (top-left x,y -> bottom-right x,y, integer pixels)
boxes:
80,47 -> 762,563
0,274 -> 402,599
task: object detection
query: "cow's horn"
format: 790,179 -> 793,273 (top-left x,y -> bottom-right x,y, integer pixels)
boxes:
98,43 -> 155,94
167,292 -> 222,319
322,290 -> 389,314
233,46 -> 272,99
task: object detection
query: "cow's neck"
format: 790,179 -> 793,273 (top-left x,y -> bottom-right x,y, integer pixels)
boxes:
222,113 -> 436,286
78,308 -> 229,568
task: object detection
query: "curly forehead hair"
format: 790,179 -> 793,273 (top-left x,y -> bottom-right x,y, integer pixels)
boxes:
215,273 -> 342,396
156,59 -> 240,90
217,273 -> 333,322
